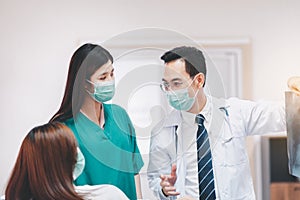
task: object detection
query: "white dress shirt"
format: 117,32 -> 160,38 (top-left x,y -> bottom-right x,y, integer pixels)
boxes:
179,95 -> 216,198
147,96 -> 286,200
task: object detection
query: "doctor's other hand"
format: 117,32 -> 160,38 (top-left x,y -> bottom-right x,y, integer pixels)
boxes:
160,163 -> 180,197
288,76 -> 300,95
178,196 -> 196,200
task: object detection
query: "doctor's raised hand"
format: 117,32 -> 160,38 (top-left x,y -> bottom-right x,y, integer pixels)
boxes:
288,76 -> 300,95
147,46 -> 288,200
160,164 -> 180,197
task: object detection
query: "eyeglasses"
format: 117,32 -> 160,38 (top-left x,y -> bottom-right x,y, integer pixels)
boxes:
160,80 -> 191,92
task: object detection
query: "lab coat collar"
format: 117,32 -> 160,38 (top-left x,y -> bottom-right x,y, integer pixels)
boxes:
199,95 -> 213,124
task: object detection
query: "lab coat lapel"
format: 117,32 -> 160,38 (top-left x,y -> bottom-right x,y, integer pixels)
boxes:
209,97 -> 228,151
175,123 -> 187,197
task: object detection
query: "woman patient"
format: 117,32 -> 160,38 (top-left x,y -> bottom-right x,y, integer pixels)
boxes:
5,122 -> 128,200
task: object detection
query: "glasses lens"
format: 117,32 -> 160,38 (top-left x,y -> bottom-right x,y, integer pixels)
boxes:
160,83 -> 166,92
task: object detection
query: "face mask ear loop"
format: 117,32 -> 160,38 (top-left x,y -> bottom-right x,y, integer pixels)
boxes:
188,76 -> 201,98
85,79 -> 95,95
86,79 -> 95,85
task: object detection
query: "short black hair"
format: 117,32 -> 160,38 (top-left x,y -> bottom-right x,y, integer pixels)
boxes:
161,46 -> 206,79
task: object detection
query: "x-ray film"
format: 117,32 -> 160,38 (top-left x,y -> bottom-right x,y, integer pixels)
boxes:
286,91 -> 300,178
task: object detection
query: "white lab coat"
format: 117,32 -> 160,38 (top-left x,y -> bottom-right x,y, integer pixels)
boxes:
75,184 -> 129,200
147,97 -> 286,200
1,185 -> 129,200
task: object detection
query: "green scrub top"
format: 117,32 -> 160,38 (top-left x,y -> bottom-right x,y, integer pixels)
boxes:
64,104 -> 144,200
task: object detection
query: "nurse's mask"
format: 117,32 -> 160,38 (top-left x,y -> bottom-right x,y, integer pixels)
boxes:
86,80 -> 115,103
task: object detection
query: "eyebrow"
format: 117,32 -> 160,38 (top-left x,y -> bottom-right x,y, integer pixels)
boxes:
99,68 -> 114,76
162,78 -> 183,82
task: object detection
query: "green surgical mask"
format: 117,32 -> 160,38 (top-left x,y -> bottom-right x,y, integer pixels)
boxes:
73,147 -> 85,180
166,85 -> 198,111
87,80 -> 115,103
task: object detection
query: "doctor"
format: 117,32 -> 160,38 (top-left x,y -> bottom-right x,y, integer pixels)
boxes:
147,46 -> 299,200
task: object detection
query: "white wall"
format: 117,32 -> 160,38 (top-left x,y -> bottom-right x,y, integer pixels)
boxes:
1,0 -> 300,197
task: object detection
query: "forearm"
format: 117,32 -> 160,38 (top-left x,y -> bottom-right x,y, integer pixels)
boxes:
134,174 -> 142,199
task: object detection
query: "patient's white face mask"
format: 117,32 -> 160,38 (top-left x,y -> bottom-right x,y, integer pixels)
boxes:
73,147 -> 85,180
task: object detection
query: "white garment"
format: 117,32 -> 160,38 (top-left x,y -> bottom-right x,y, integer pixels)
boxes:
75,184 -> 129,200
147,96 -> 286,200
0,185 -> 128,200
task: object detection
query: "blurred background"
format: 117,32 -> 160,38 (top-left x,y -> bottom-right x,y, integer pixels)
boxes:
1,0 -> 300,199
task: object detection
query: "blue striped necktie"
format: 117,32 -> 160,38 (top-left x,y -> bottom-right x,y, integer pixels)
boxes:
196,114 -> 216,200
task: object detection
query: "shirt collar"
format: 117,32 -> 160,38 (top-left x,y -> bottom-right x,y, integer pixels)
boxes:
181,110 -> 197,126
199,95 -> 212,123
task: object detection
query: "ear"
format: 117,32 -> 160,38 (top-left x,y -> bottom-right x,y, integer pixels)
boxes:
84,81 -> 89,89
194,73 -> 205,88
85,79 -> 93,91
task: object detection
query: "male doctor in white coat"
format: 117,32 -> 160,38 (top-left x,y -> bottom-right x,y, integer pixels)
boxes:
147,46 -> 300,200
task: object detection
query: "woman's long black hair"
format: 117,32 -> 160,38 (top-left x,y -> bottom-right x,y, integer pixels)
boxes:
50,43 -> 113,122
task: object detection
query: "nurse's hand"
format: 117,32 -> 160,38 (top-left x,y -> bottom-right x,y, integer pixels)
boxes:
288,76 -> 300,95
160,164 -> 180,197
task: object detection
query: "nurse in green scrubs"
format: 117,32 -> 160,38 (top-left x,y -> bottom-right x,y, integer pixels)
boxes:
50,43 -> 144,200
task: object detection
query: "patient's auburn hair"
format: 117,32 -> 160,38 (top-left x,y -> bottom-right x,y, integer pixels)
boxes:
5,122 -> 83,200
